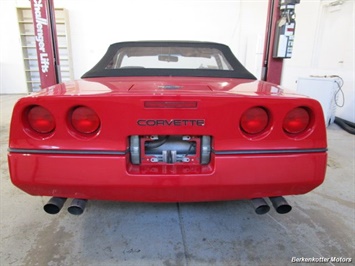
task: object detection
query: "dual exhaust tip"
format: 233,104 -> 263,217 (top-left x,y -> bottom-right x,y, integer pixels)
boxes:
44,196 -> 291,216
43,197 -> 87,215
252,196 -> 292,215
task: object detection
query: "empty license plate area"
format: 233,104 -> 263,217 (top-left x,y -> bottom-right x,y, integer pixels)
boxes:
130,135 -> 211,165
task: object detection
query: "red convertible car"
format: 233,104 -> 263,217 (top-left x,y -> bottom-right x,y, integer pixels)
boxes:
8,41 -> 327,215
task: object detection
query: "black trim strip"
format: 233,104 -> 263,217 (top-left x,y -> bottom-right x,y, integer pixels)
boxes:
8,148 -> 127,156
212,148 -> 327,155
9,148 -> 327,156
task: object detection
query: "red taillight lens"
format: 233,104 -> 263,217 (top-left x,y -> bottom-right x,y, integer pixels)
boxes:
71,106 -> 100,134
240,107 -> 269,134
283,107 -> 310,134
27,105 -> 55,134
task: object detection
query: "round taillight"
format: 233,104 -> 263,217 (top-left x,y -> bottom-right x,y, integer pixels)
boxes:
283,107 -> 310,134
240,107 -> 269,134
71,106 -> 100,134
27,105 -> 55,134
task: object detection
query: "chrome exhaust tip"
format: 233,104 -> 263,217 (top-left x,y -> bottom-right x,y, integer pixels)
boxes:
67,199 -> 88,215
269,196 -> 292,214
43,197 -> 67,214
251,198 -> 271,215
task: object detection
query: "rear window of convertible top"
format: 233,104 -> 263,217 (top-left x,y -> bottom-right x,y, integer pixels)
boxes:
105,46 -> 234,70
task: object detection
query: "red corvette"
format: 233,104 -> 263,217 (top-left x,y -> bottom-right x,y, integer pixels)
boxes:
8,41 -> 327,215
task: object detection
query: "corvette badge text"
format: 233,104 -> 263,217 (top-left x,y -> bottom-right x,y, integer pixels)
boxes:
137,119 -> 205,126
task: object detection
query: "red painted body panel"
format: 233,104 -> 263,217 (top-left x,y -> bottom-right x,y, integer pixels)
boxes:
8,76 -> 328,202
8,152 -> 326,202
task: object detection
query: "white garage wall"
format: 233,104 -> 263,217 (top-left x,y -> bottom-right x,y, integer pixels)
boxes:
0,0 -> 353,122
0,0 -> 268,94
62,0 -> 268,80
282,0 -> 354,122
0,0 -> 28,94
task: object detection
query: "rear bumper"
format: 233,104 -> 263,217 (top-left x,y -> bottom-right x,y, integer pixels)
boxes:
8,151 -> 327,202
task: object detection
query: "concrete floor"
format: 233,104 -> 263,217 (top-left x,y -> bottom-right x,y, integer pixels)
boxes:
1,94 -> 354,266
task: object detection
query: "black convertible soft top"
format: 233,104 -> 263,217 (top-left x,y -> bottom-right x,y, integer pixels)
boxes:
82,41 -> 256,79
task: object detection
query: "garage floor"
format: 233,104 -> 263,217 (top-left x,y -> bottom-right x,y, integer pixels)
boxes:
1,94 -> 354,266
